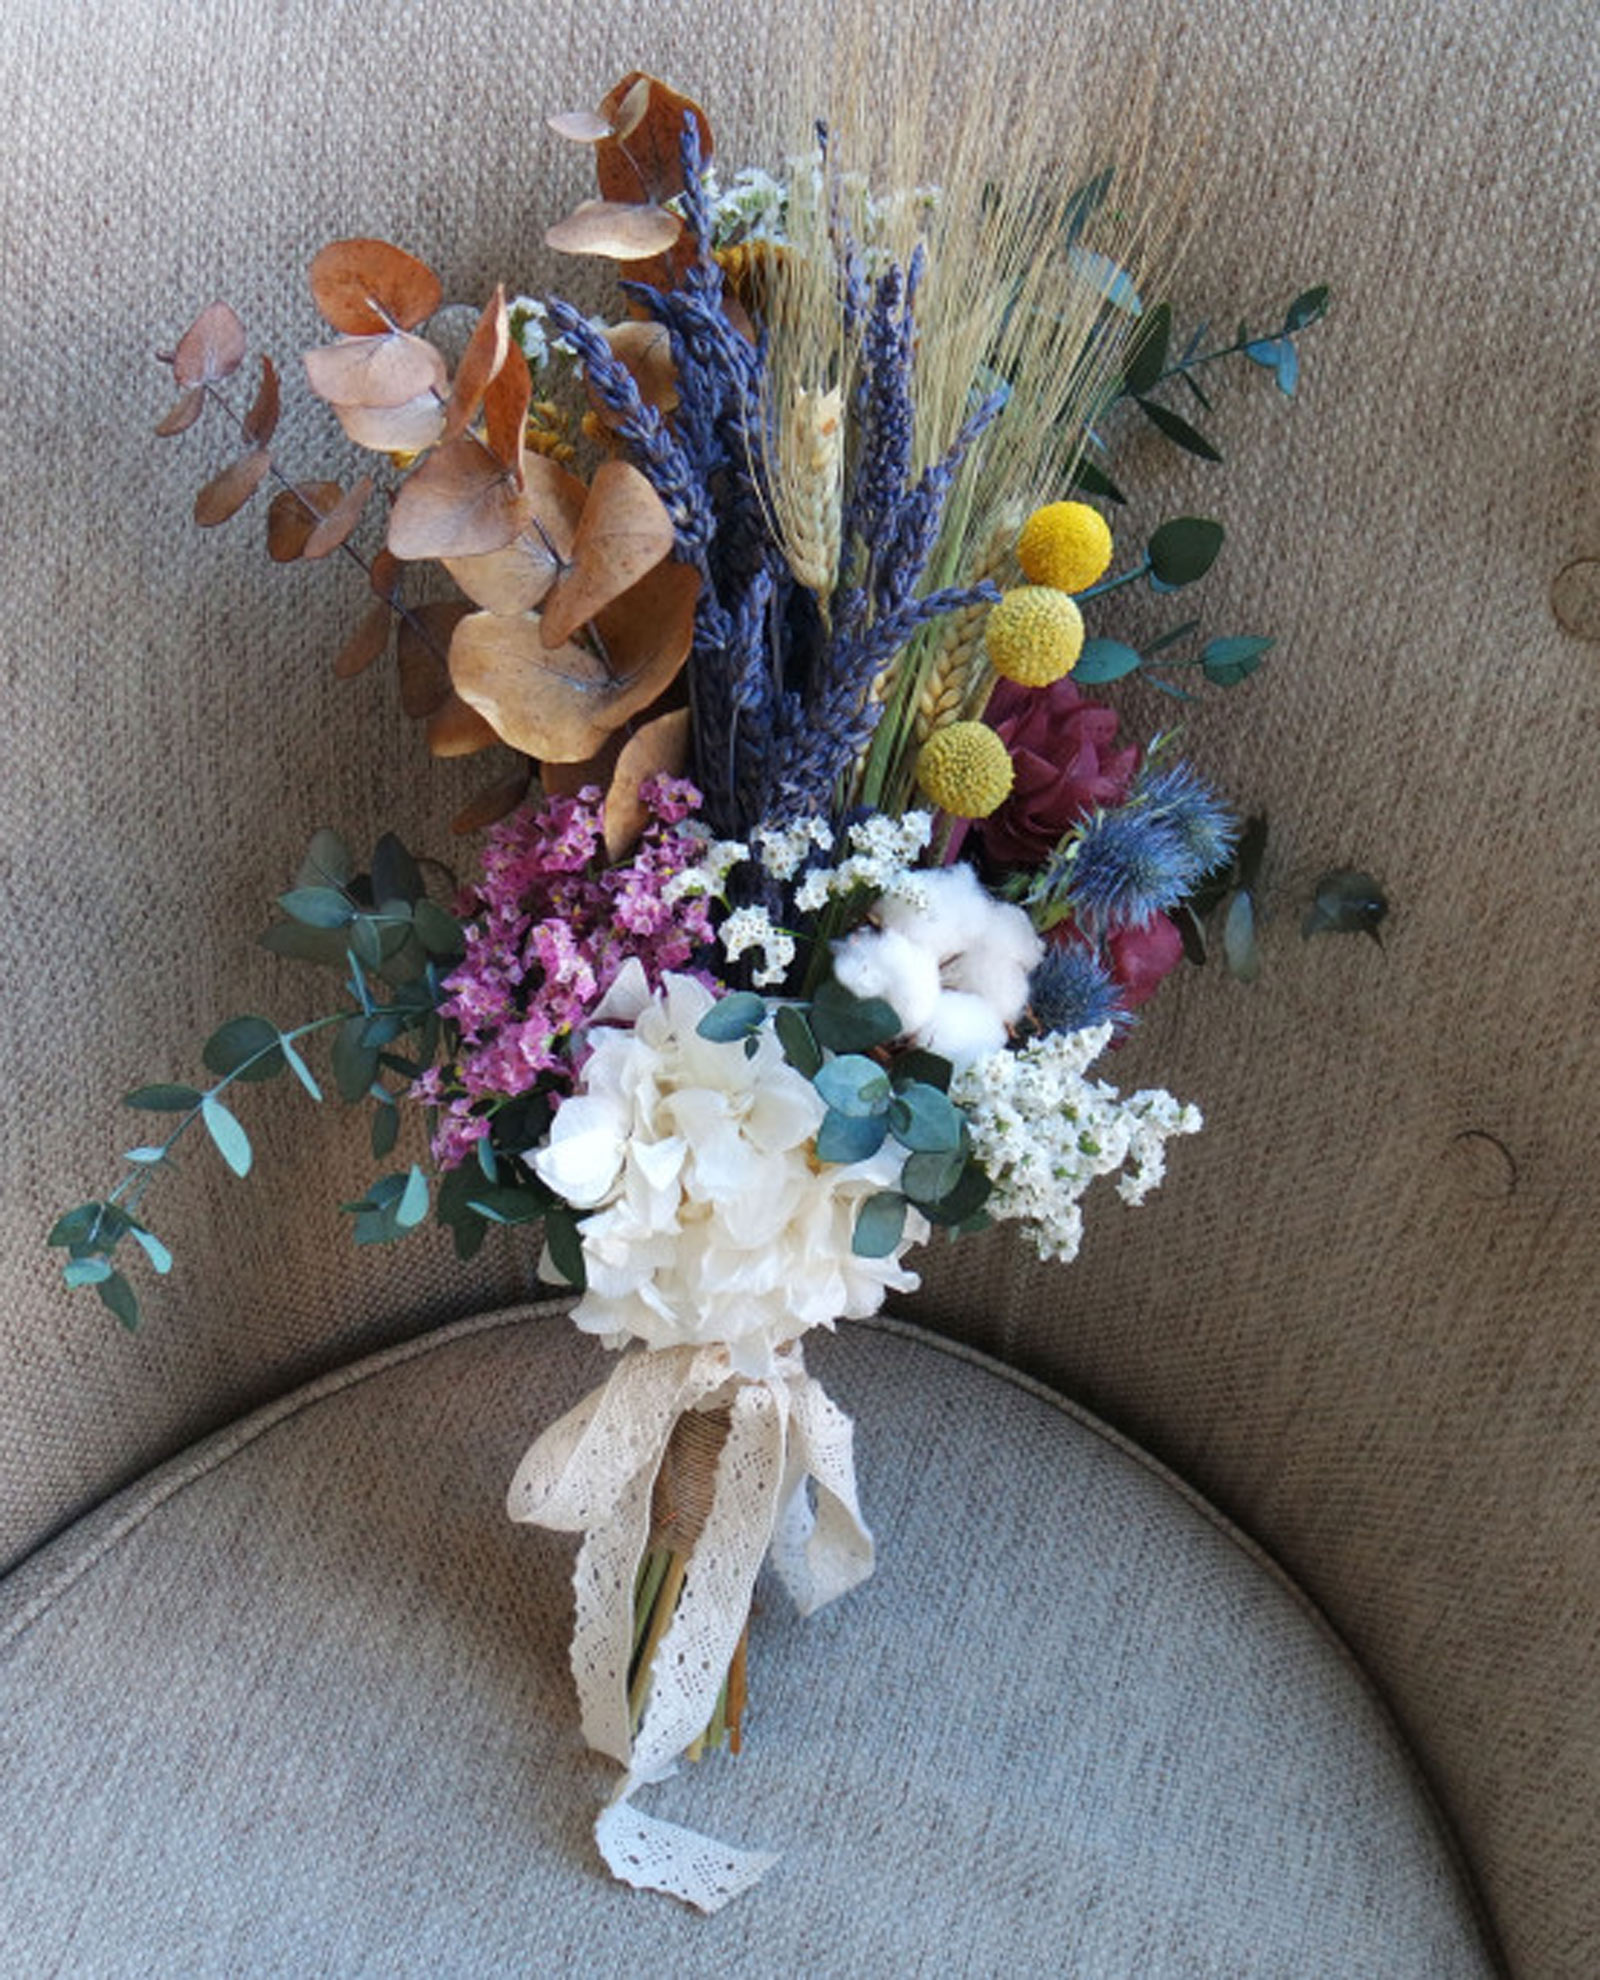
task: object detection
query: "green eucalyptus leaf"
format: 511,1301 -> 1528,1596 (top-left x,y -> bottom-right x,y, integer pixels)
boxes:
1073,638 -> 1143,685
1235,814 -> 1269,893
852,1190 -> 908,1259
774,1004 -> 822,1078
1201,635 -> 1274,687
128,1224 -> 174,1276
1121,300 -> 1171,395
1172,901 -> 1208,966
1143,617 -> 1203,655
332,1017 -> 380,1104
279,1035 -> 323,1102
202,1015 -> 285,1084
95,1269 -> 141,1331
1068,456 -> 1127,506
278,886 -> 355,930
920,1159 -> 993,1227
1068,246 -> 1142,316
259,920 -> 349,968
1285,285 -> 1330,332
815,1054 -> 892,1118
886,1082 -> 964,1153
809,978 -> 901,1053
1135,397 -> 1222,462
201,1094 -> 253,1177
122,1145 -> 169,1164
350,917 -> 386,970
370,1100 -> 399,1161
1223,889 -> 1262,983
1302,870 -> 1389,943
395,1163 -> 429,1230
297,828 -> 353,891
49,1204 -> 105,1247
1147,517 -> 1226,587
467,1186 -> 546,1226
889,1049 -> 952,1094
816,1108 -> 889,1164
695,991 -> 767,1043
413,900 -> 464,957
124,1083 -> 202,1113
63,1255 -> 113,1288
900,1146 -> 969,1207
371,834 -> 424,908
543,1209 -> 587,1290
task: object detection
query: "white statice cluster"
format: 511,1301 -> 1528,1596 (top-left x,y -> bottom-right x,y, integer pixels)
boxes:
950,1027 -> 1203,1264
793,811 -> 936,913
831,863 -> 1043,1068
717,905 -> 795,988
750,815 -> 834,881
704,163 -> 789,244
532,962 -> 927,1377
662,836 -> 749,904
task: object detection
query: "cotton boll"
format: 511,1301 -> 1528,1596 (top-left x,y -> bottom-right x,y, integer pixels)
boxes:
877,862 -> 993,958
916,989 -> 1009,1067
832,926 -> 942,1033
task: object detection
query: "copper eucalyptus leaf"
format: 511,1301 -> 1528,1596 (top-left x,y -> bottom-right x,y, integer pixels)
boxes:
387,434 -> 530,561
193,447 -> 272,526
303,331 -> 448,411
593,72 -> 713,204
482,339 -> 532,483
447,612 -> 616,762
441,286 -> 510,445
603,707 -> 691,859
424,691 -> 502,758
397,601 -> 466,718
308,238 -> 442,335
451,763 -> 536,835
302,475 -> 374,561
544,199 -> 684,263
267,480 -> 345,562
333,600 -> 392,679
154,386 -> 206,437
546,107 -> 614,143
171,301 -> 246,387
242,354 -> 280,446
331,392 -> 445,456
540,459 -> 675,648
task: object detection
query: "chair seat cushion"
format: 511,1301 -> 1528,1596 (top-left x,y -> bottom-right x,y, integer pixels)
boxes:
0,1305 -> 1496,1976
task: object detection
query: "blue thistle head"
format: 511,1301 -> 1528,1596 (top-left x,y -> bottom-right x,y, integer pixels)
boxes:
1068,806 -> 1197,931
1135,763 -> 1237,879
1027,943 -> 1127,1037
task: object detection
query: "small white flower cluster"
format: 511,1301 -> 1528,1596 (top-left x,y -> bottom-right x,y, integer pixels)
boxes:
832,862 -> 1043,1068
718,905 -> 796,988
793,812 -> 935,913
662,836 -> 749,904
750,816 -> 834,881
951,1028 -> 1203,1263
704,163 -> 789,244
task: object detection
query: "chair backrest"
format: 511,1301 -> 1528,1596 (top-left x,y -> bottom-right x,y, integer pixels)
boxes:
3,2 -> 1596,1969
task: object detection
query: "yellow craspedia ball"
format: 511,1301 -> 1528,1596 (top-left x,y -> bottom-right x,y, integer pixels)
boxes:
915,721 -> 1015,819
985,585 -> 1085,687
1016,501 -> 1114,593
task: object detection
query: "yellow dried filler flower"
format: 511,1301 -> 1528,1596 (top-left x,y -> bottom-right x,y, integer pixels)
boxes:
985,585 -> 1084,687
1016,501 -> 1114,593
915,721 -> 1015,817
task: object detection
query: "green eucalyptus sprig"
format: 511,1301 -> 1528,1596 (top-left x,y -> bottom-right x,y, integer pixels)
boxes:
695,976 -> 992,1260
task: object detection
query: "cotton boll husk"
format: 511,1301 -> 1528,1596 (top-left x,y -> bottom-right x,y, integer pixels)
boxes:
832,925 -> 942,1033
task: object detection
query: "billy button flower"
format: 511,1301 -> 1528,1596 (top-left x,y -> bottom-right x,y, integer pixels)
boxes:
1016,500 -> 1114,593
915,720 -> 1015,818
985,585 -> 1085,687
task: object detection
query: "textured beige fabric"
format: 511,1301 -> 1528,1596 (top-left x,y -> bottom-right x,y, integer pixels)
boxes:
0,1307 -> 1500,1975
2,1 -> 1597,1973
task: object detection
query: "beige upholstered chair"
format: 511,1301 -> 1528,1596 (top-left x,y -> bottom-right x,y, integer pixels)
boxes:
3,2 -> 1595,1972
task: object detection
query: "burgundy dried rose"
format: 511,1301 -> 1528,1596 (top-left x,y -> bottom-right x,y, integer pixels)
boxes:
978,676 -> 1141,868
1105,913 -> 1185,1010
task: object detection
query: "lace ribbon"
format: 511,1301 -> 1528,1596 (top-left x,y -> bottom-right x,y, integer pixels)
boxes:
506,1338 -> 873,1911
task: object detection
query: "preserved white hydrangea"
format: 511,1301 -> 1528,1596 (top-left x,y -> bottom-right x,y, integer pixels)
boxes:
951,1027 -> 1203,1262
532,964 -> 926,1377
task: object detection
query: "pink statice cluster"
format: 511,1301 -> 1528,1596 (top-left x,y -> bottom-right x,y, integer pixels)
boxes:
412,775 -> 715,1168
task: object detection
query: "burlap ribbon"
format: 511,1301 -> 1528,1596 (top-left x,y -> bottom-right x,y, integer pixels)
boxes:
506,1339 -> 874,1910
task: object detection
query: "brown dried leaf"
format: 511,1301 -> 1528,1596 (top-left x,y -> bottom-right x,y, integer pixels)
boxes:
387,435 -> 530,561
542,734 -> 626,800
330,393 -> 446,456
545,199 -> 683,263
154,386 -> 206,437
267,480 -> 345,562
452,763 -> 535,834
600,321 -> 678,415
172,301 -> 246,388
304,332 -> 447,411
194,447 -> 272,526
397,600 -> 467,717
441,287 -> 510,445
449,557 -> 697,762
482,339 -> 532,483
442,453 -> 587,613
309,238 -> 442,335
604,707 -> 691,859
333,599 -> 392,678
546,108 -> 614,144
594,73 -> 714,205
370,548 -> 403,602
302,475 -> 373,561
242,355 -> 280,446
425,692 -> 501,758
541,459 -> 675,647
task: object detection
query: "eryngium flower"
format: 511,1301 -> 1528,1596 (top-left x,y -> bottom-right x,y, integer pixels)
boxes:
1027,943 -> 1125,1036
1135,764 -> 1237,879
